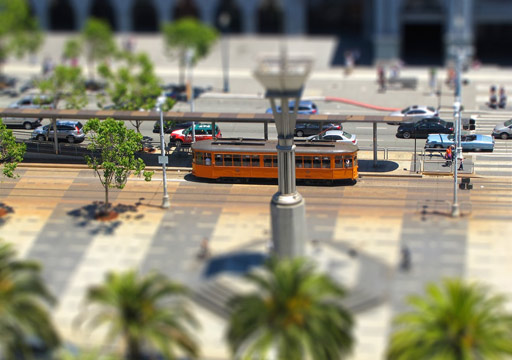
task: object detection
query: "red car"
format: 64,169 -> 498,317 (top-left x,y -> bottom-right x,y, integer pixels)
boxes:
169,123 -> 222,147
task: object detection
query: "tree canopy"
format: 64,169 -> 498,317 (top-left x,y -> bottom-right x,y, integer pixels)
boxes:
79,270 -> 199,360
227,257 -> 354,360
0,0 -> 42,67
83,118 -> 153,212
37,65 -> 88,109
162,18 -> 218,85
97,52 -> 175,133
0,241 -> 60,358
81,18 -> 117,79
387,278 -> 512,360
0,118 -> 26,178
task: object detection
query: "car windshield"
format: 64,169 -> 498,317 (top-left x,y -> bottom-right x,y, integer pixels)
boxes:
447,134 -> 455,141
427,106 -> 436,112
504,119 -> 512,126
401,107 -> 412,114
342,131 -> 352,138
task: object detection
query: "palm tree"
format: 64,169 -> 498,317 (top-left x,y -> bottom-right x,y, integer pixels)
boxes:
387,278 -> 512,359
79,270 -> 199,360
0,241 -> 60,359
227,257 -> 353,360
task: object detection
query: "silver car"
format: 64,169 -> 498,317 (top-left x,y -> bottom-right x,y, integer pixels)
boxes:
31,120 -> 85,143
2,94 -> 53,129
492,119 -> 512,139
307,129 -> 358,145
388,105 -> 438,125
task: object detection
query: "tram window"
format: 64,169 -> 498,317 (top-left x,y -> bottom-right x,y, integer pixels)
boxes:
344,157 -> 353,168
272,156 -> 277,167
196,152 -> 203,165
205,153 -> 211,166
233,154 -> 241,166
224,154 -> 233,166
215,154 -> 223,166
313,156 -> 321,168
304,156 -> 312,168
296,156 -> 303,168
322,156 -> 331,168
242,155 -> 251,167
335,156 -> 343,168
264,155 -> 273,167
251,155 -> 260,167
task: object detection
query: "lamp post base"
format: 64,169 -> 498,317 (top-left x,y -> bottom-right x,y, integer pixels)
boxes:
162,195 -> 170,209
270,195 -> 306,258
451,203 -> 460,217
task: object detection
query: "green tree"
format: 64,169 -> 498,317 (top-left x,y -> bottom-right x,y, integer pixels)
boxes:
0,241 -> 60,358
62,38 -> 82,66
227,257 -> 353,360
162,17 -> 218,86
37,65 -> 88,109
387,278 -> 512,360
97,52 -> 175,133
0,118 -> 26,178
0,0 -> 43,73
81,18 -> 116,80
79,270 -> 199,360
83,118 -> 153,213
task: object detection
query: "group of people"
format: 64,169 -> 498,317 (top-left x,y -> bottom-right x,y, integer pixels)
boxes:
489,85 -> 507,109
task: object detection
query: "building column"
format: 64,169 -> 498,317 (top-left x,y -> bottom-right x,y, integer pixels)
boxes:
195,0 -> 219,26
111,0 -> 135,32
283,0 -> 305,34
373,0 -> 401,62
445,0 -> 474,61
30,0 -> 49,30
153,0 -> 174,26
70,0 -> 92,30
237,0 -> 259,33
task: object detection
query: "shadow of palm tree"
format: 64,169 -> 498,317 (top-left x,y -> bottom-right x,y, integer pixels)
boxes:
67,200 -> 145,235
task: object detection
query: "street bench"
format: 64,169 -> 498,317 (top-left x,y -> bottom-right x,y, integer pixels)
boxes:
388,77 -> 418,90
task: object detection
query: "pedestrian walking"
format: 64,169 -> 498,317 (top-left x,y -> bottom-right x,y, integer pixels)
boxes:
489,85 -> 498,109
400,245 -> 411,271
344,50 -> 354,76
499,86 -> 507,109
444,145 -> 453,166
457,152 -> 464,171
429,67 -> 437,95
197,237 -> 210,260
377,65 -> 386,92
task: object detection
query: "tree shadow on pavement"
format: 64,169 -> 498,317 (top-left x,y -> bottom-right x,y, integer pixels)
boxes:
67,201 -> 145,235
358,159 -> 399,172
0,203 -> 14,226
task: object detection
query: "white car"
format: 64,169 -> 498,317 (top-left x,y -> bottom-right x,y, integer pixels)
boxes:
307,130 -> 358,145
388,105 -> 438,125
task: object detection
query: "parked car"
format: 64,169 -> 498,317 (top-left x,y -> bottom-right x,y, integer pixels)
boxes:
265,100 -> 318,115
3,94 -> 53,129
388,105 -> 438,125
31,120 -> 85,143
162,83 -> 211,102
396,117 -> 454,139
169,123 -> 221,147
307,129 -> 358,145
425,133 -> 495,152
492,119 -> 512,139
153,121 -> 194,134
294,122 -> 342,137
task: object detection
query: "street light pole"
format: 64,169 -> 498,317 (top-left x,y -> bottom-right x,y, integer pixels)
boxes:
218,12 -> 231,93
254,51 -> 312,258
451,49 -> 464,217
159,107 -> 170,209
186,48 -> 196,142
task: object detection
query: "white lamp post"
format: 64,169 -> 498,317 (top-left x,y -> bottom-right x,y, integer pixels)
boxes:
253,51 -> 312,258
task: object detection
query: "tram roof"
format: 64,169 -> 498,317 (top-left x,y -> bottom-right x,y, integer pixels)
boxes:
0,108 -> 404,124
192,138 -> 359,154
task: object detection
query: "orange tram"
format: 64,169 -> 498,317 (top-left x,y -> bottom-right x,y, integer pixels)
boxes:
191,138 -> 358,183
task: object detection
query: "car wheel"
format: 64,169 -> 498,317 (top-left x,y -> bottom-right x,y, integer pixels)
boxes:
23,122 -> 32,130
67,136 -> 75,144
501,133 -> 509,140
36,135 -> 45,142
296,130 -> 304,137
402,131 -> 411,139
